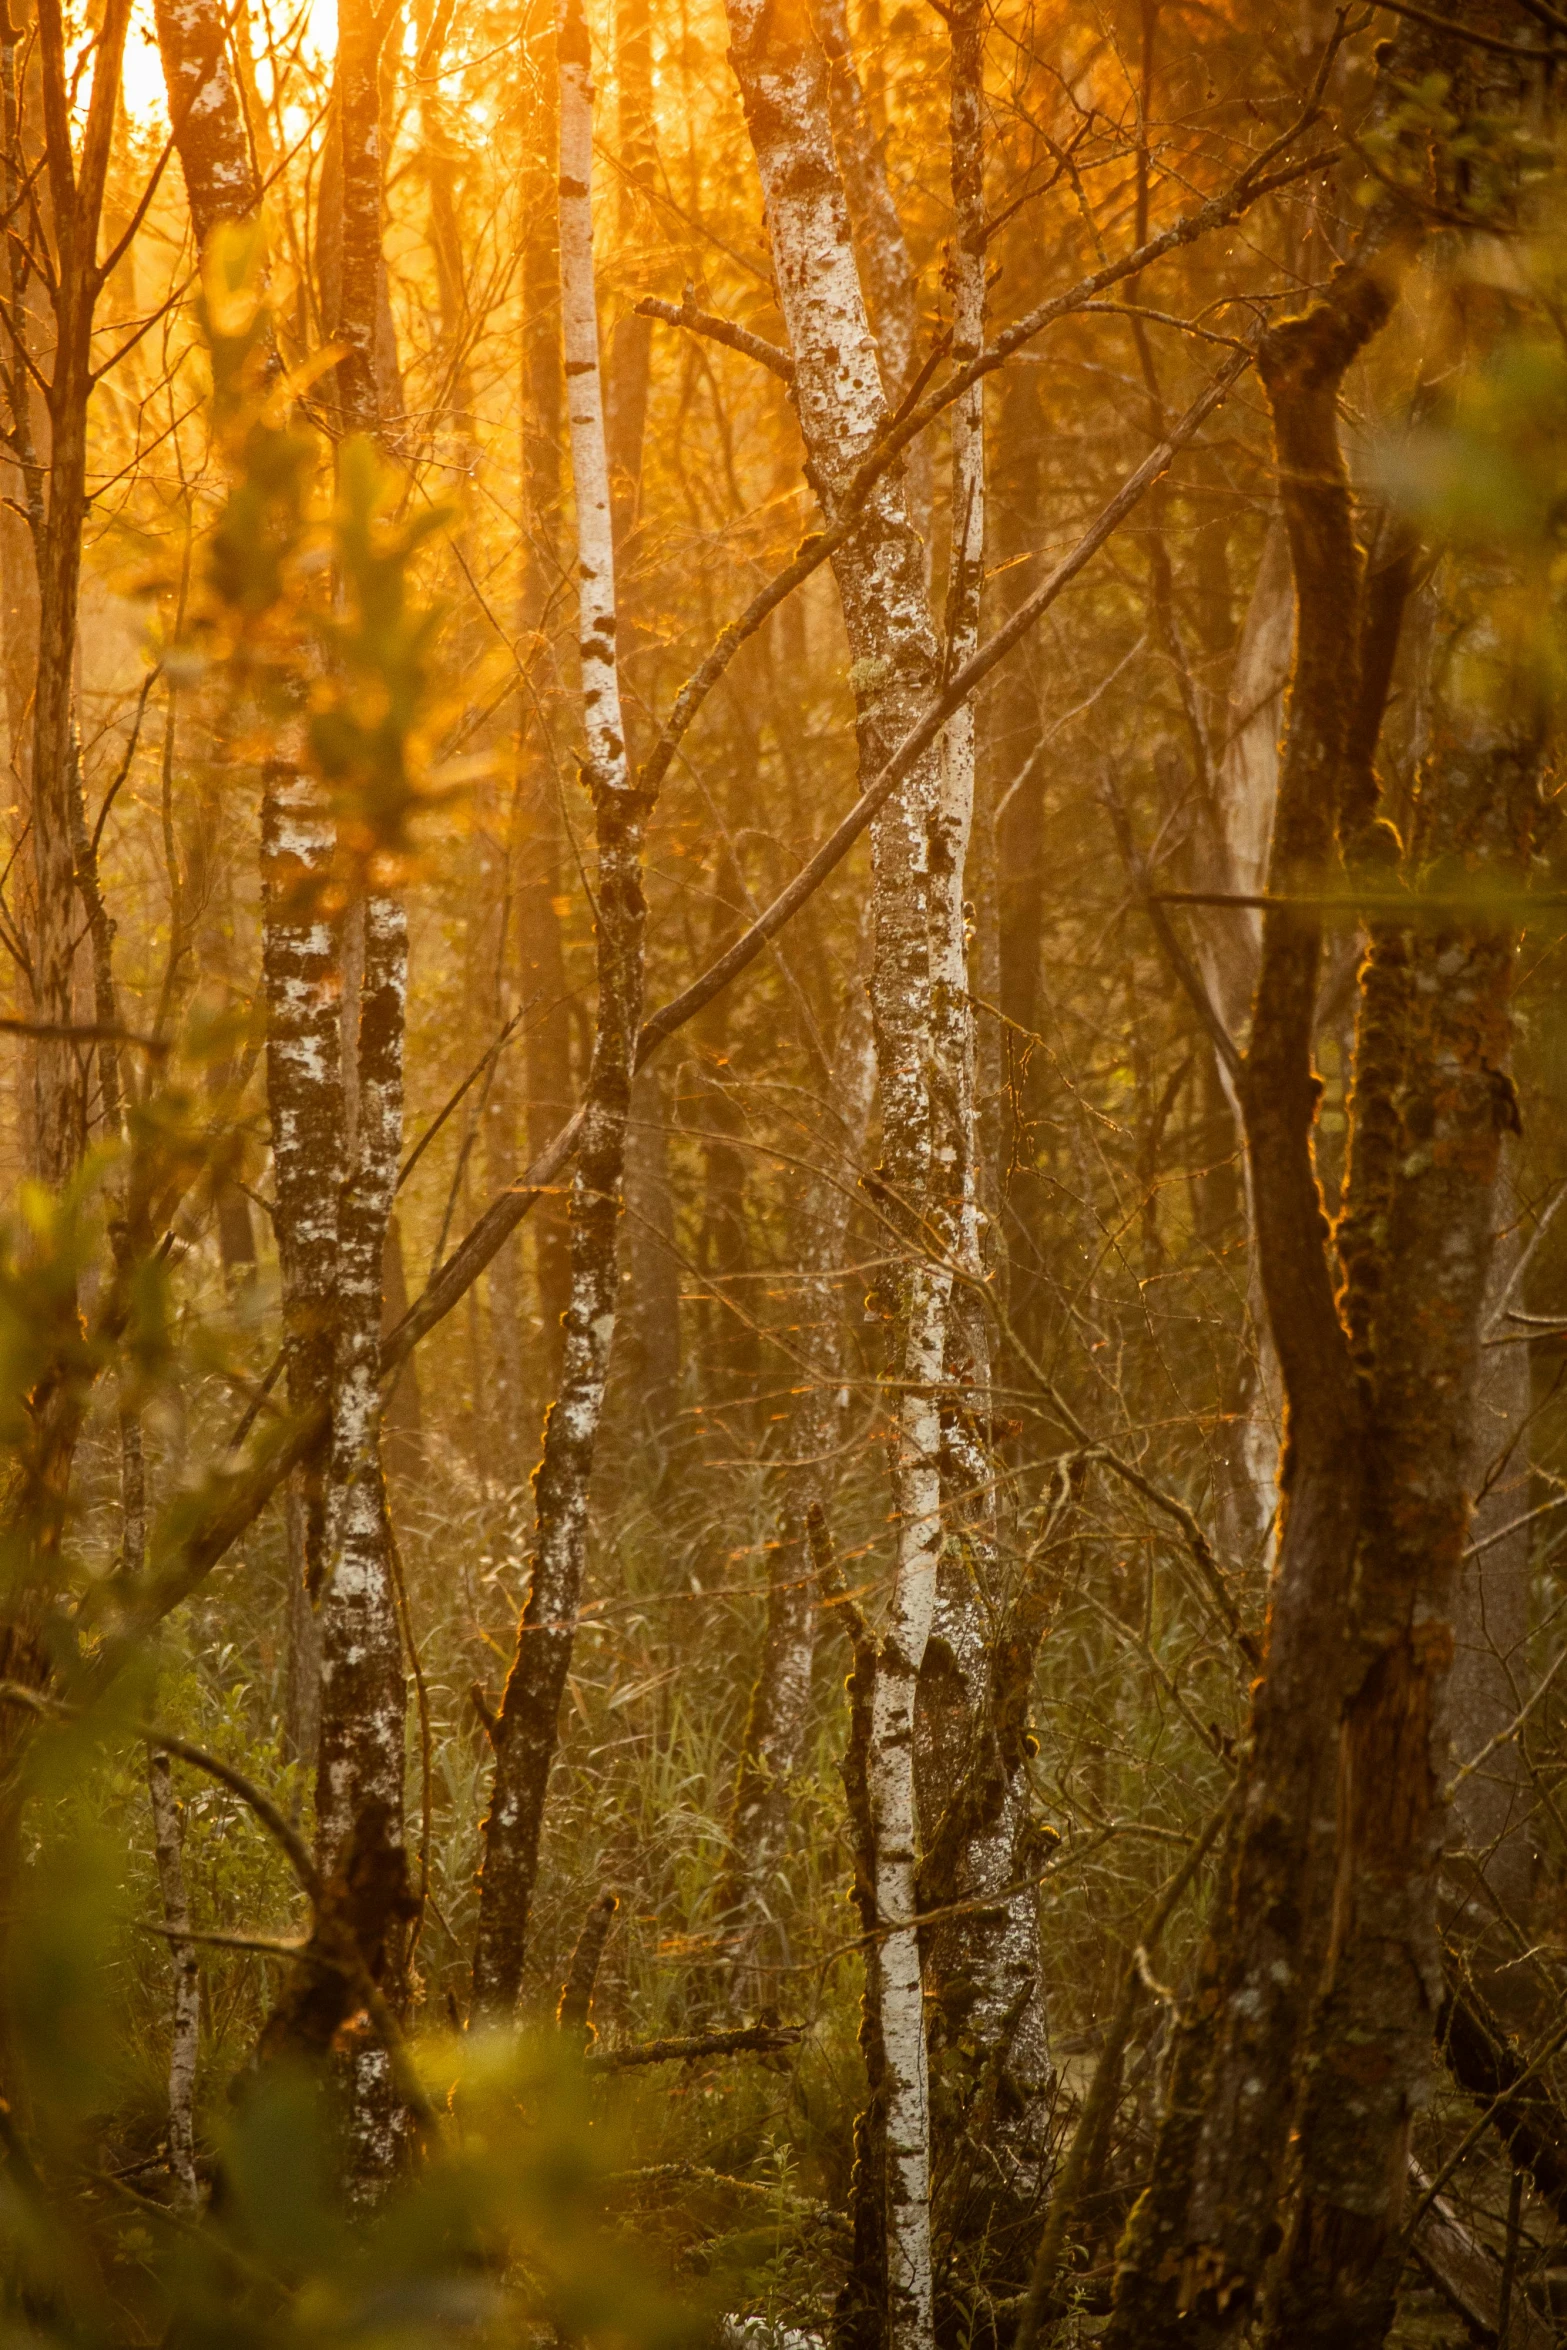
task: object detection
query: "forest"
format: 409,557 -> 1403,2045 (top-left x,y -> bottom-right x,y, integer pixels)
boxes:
0,0 -> 1565,2339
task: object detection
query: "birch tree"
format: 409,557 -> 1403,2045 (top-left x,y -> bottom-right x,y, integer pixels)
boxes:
719,4 -> 947,2330
915,0 -> 1054,2259
470,0 -> 647,2021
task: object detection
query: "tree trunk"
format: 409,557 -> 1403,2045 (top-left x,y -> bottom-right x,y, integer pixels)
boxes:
0,0 -> 135,1817
605,0 -> 655,549
1186,518 -> 1293,1563
317,897 -> 409,1874
1446,1159 -> 1536,2014
622,1056 -> 682,1445
811,0 -> 928,543
470,0 -> 646,2021
1266,594 -> 1541,2350
918,0 -> 1054,2269
153,0 -> 260,252
722,3 -> 946,2338
148,1752 -> 201,2205
515,0 -> 573,1402
1104,35 -> 1437,2339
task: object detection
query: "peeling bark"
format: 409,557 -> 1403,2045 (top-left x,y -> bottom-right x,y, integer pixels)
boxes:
811,0 -> 929,543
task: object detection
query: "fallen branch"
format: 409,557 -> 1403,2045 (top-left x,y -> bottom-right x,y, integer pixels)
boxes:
583,2023 -> 805,2073
1408,2159 -> 1553,2350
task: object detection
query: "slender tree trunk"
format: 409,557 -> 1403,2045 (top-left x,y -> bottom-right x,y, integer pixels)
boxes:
148,1752 -> 201,2205
261,763 -> 344,1596
918,0 -> 1054,2264
1185,520 -> 1293,1563
312,0 -> 412,2194
0,8 -> 46,1078
317,894 -> 410,2194
1446,1175 -> 1536,2015
317,897 -> 409,1873
605,0 -> 655,549
622,1056 -> 681,1442
990,363 -> 1049,1349
470,0 -> 646,2021
693,766 -> 758,1407
723,5 -> 945,2338
0,0 -> 135,1813
515,0 -> 573,1400
331,0 -> 387,434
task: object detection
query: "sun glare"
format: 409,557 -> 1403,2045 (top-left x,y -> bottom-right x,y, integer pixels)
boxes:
118,0 -> 338,130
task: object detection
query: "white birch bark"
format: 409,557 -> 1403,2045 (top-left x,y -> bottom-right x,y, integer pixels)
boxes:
317,888 -> 409,2196
470,0 -> 647,2020
559,0 -> 626,798
723,6 -> 944,2340
918,0 -> 1053,2235
811,0 -> 931,548
318,892 -> 408,1872
261,749 -> 345,1596
147,1751 -> 200,2205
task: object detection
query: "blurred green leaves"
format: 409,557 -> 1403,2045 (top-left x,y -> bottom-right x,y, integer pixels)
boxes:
1380,336 -> 1567,558
307,438 -> 455,883
0,1953 -> 705,2350
189,226 -> 465,900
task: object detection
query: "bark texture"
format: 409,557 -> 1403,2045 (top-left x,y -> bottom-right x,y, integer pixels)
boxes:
1105,42 -> 1435,2343
811,0 -> 929,542
470,0 -> 646,2021
722,3 -> 949,2335
919,0 -> 1053,2270
328,0 -> 393,435
153,0 -> 261,251
316,896 -> 408,1876
148,1751 -> 200,2205
1267,590 -> 1541,2350
262,760 -> 344,1595
515,0 -> 573,1400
